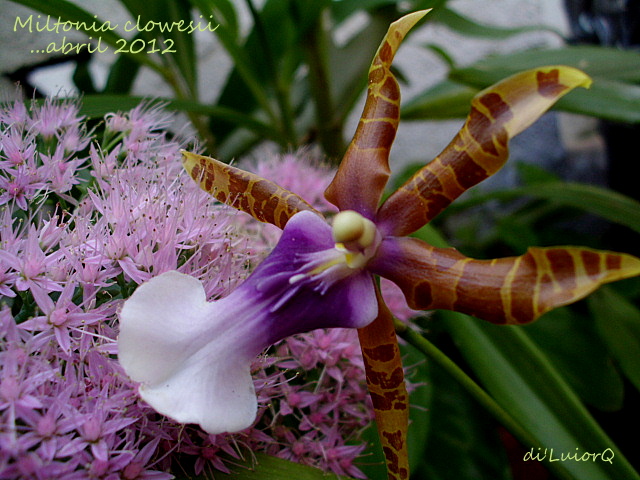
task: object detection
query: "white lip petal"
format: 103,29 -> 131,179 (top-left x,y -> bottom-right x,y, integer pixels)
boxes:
118,271 -> 212,384
118,271 -> 258,434
138,342 -> 257,434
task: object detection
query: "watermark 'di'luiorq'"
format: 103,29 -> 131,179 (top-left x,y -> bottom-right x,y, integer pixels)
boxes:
524,447 -> 615,464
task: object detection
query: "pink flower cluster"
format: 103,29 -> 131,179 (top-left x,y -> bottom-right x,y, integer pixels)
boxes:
0,97 -> 418,478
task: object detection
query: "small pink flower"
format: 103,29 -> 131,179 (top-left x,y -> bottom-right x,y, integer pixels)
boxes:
28,97 -> 83,140
0,127 -> 37,169
0,170 -> 45,211
0,225 -> 63,293
0,97 -> 29,126
38,144 -> 87,194
20,282 -> 103,354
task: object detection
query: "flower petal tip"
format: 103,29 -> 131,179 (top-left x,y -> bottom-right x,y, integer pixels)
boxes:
554,65 -> 592,90
389,9 -> 431,34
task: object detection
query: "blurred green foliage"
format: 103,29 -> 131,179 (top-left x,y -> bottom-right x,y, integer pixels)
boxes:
11,0 -> 640,162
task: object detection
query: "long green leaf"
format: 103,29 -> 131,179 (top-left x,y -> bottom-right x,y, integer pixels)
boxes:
523,308 -> 624,411
174,453 -> 350,479
402,80 -> 477,119
451,46 -> 640,84
412,340 -> 512,480
212,0 -> 301,142
73,94 -> 282,142
331,0 -> 446,22
555,79 -> 640,123
190,0 -> 239,40
163,0 -> 198,96
589,287 -> 640,393
103,43 -> 143,93
441,46 -> 640,123
432,6 -> 561,39
399,342 -> 432,475
405,78 -> 640,124
447,182 -> 640,235
408,76 -> 640,123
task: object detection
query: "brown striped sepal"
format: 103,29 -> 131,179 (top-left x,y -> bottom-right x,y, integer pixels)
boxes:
324,10 -> 430,219
181,151 -> 319,229
376,66 -> 592,236
370,236 -> 640,324
358,287 -> 410,480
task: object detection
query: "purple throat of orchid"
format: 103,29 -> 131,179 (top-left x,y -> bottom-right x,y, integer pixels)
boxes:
118,210 -> 381,434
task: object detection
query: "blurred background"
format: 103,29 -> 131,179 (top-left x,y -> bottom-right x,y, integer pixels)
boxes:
0,0 -> 596,172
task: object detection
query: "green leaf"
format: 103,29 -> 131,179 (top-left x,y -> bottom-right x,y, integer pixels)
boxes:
447,46 -> 640,123
74,94 -> 282,142
358,421 -> 387,480
414,339 -> 512,480
328,14 -> 391,122
72,56 -> 97,94
516,183 -> 640,234
330,0 -> 404,22
523,308 -> 624,411
402,80 -> 477,119
399,342 -> 432,475
441,311 -> 640,480
410,222 -> 450,249
174,453 -> 351,479
405,78 -> 640,125
195,0 -> 239,39
515,162 -> 561,185
162,0 -> 198,95
589,287 -> 640,393
103,45 -> 143,93
431,6 -> 561,39
447,182 -> 640,235
329,0 -> 447,22
494,215 -> 541,253
209,0 -> 303,143
113,0 -> 199,95
450,46 -> 640,84
555,79 -> 640,123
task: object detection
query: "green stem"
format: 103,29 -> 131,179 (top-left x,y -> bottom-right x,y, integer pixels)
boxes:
160,59 -> 217,151
302,9 -> 345,161
245,0 -> 297,147
394,319 -> 575,480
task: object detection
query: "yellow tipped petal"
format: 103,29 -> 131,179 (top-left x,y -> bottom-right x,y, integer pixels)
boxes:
181,150 -> 319,229
324,10 -> 430,218
377,65 -> 592,236
482,66 -> 592,138
370,238 -> 640,325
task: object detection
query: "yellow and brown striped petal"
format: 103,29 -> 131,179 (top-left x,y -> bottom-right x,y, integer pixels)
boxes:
358,288 -> 410,480
376,66 -> 592,236
182,151 -> 319,229
324,10 -> 429,219
370,236 -> 640,324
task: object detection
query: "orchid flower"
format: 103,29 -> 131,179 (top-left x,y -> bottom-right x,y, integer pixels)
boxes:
118,10 -> 640,480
